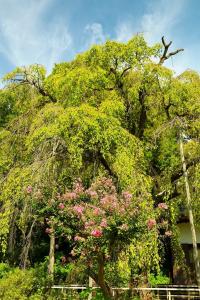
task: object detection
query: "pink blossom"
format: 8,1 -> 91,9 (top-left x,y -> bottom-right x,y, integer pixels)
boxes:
147,219 -> 157,230
91,229 -> 103,238
93,207 -> 101,216
58,202 -> 65,209
100,195 -> 116,207
100,218 -> 107,228
26,185 -> 33,194
74,179 -> 84,194
158,203 -> 168,210
73,205 -> 84,215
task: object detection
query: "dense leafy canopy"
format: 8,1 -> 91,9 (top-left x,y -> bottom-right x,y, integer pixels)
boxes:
0,35 -> 199,299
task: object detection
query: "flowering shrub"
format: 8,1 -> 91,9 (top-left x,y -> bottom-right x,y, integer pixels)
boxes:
26,177 -> 169,299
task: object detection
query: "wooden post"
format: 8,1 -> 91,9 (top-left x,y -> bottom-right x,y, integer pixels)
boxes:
179,133 -> 200,287
48,226 -> 55,282
88,276 -> 93,300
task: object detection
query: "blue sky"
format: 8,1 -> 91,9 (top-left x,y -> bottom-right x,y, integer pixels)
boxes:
0,0 -> 199,78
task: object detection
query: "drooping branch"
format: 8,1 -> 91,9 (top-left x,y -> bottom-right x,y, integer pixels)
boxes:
159,36 -> 184,65
10,66 -> 57,103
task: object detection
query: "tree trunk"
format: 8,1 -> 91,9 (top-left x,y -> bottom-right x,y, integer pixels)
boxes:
89,254 -> 114,299
8,208 -> 18,263
48,226 -> 55,281
179,133 -> 200,287
138,88 -> 147,138
20,219 -> 35,269
139,271 -> 152,300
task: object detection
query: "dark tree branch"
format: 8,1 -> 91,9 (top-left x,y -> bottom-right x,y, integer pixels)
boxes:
11,70 -> 57,103
155,189 -> 181,202
98,152 -> 118,181
137,87 -> 147,138
120,66 -> 131,78
159,36 -> 184,65
171,157 -> 200,183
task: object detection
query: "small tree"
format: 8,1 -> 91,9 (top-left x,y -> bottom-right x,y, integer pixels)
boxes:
43,177 -> 168,299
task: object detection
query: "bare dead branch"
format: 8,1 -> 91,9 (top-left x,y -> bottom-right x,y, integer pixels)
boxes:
159,36 -> 184,65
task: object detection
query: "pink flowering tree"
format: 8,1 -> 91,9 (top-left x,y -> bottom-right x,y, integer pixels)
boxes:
46,177 -> 164,299
24,178 -> 170,298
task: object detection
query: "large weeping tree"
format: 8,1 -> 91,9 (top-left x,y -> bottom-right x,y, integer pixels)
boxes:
0,35 -> 200,297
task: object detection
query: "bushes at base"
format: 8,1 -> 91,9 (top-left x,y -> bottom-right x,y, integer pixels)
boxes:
0,265 -> 51,300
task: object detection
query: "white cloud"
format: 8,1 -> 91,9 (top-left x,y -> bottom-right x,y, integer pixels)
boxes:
114,0 -> 190,74
84,23 -> 108,47
115,22 -> 135,42
141,0 -> 186,44
0,0 -> 72,73
115,0 -> 186,44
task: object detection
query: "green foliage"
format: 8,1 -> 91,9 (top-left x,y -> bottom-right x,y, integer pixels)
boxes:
0,34 -> 199,297
0,268 -> 39,300
148,272 -> 170,286
0,263 -> 11,278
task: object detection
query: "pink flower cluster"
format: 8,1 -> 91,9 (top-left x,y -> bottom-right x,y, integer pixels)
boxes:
100,218 -> 107,228
73,205 -> 84,215
158,203 -> 168,210
58,202 -> 65,209
100,195 -> 117,210
93,207 -> 101,216
91,229 -> 102,238
74,179 -> 84,194
147,219 -> 156,230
